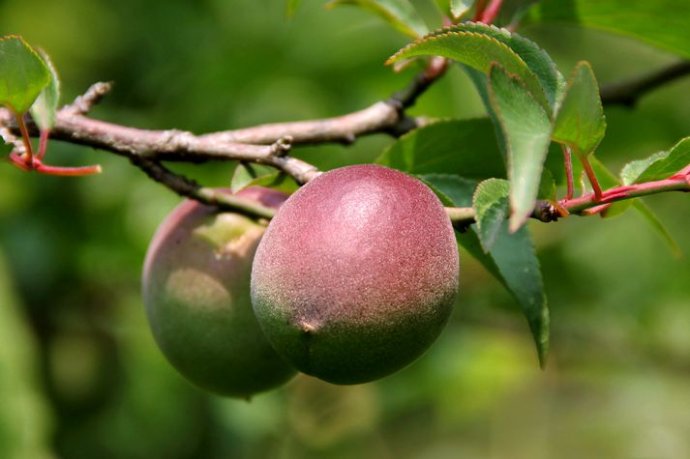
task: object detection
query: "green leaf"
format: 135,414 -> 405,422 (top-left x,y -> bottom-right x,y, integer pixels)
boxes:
30,50 -> 60,131
488,64 -> 553,232
527,0 -> 690,60
387,27 -> 551,110
376,118 -> 505,179
0,35 -> 51,113
0,140 -> 12,155
487,216 -> 549,367
286,0 -> 302,17
231,162 -> 298,194
426,23 -> 564,109
473,178 -> 510,252
327,0 -> 428,38
450,0 -> 475,18
553,61 -> 606,157
421,173 -> 550,367
620,137 -> 690,184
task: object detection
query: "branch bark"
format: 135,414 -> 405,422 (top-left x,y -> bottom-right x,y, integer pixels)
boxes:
601,61 -> 690,107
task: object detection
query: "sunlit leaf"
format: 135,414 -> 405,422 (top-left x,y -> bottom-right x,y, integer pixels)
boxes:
488,64 -> 553,232
451,0 -> 475,19
553,61 -> 606,157
327,0 -> 428,38
376,118 -> 505,179
421,173 -> 550,367
620,137 -> 690,184
527,0 -> 690,60
30,50 -> 60,131
387,27 -> 550,110
424,23 -> 564,109
0,35 -> 51,113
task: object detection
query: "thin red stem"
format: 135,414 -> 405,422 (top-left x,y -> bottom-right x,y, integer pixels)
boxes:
37,129 -> 50,160
579,154 -> 603,200
473,0 -> 488,22
480,0 -> 504,24
8,151 -> 31,171
561,145 -> 574,200
34,163 -> 102,176
561,175 -> 689,214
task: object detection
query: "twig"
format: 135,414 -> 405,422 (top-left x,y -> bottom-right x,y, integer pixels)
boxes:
601,61 -> 690,107
446,172 -> 690,227
62,81 -> 114,116
132,157 -> 277,218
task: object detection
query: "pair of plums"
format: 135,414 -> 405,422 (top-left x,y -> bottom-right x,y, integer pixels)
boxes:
142,164 -> 459,398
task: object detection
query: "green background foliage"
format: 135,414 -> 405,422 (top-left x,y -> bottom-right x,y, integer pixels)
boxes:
1,0 -> 690,457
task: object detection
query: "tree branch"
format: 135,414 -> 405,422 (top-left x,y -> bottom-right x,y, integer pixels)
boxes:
601,60 -> 690,107
0,59 -> 447,218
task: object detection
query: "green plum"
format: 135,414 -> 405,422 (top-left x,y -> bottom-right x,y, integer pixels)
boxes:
142,187 -> 296,398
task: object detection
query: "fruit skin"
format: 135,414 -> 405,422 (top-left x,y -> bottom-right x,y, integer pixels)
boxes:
142,187 -> 297,398
251,164 -> 459,385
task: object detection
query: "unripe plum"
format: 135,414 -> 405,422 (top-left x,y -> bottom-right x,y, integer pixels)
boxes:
142,187 -> 297,398
251,164 -> 459,384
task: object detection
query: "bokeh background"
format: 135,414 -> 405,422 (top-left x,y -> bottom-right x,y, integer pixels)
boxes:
1,1 -> 690,458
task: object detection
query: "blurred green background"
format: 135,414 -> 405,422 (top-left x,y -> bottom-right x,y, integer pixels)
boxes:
1,1 -> 690,458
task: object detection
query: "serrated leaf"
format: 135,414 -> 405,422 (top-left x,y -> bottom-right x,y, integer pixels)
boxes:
425,23 -> 564,109
621,137 -> 690,184
421,173 -> 550,367
553,61 -> 606,157
0,36 -> 51,113
388,29 -> 550,110
327,0 -> 428,38
30,50 -> 60,131
286,0 -> 302,17
488,64 -> 553,232
527,0 -> 690,60
473,178 -> 509,252
376,118 -> 505,179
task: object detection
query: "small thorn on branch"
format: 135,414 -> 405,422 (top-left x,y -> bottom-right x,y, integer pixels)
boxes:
63,81 -> 113,116
270,136 -> 293,157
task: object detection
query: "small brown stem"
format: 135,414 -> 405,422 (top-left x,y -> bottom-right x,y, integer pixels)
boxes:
15,113 -> 34,166
601,61 -> 690,107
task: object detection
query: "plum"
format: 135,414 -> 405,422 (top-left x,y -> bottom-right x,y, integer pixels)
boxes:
142,187 -> 296,398
251,164 -> 459,384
